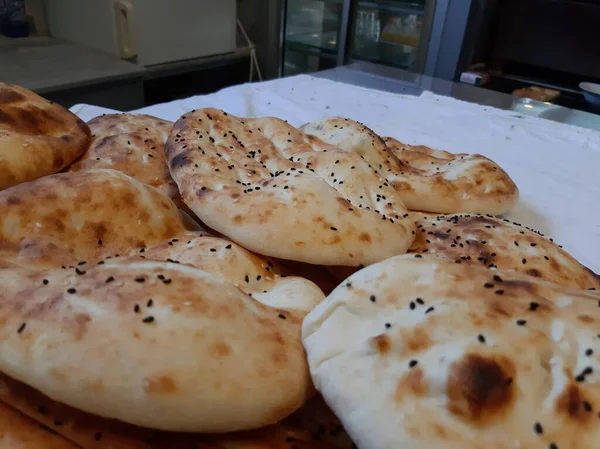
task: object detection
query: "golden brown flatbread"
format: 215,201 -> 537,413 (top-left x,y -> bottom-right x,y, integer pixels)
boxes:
303,254 -> 600,449
0,374 -> 351,449
165,109 -> 415,267
0,257 -> 323,433
0,169 -> 185,268
300,118 -> 518,215
0,83 -> 90,191
0,400 -> 81,449
409,212 -> 599,290
69,114 -> 180,204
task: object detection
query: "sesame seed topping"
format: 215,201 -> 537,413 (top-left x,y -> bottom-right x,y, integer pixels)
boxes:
586,349 -> 594,356
534,422 -> 543,434
330,226 -> 338,231
409,302 -> 416,310
42,279 -> 49,285
385,323 -> 391,328
495,289 -> 504,295
17,323 -> 26,334
106,276 -> 115,283
584,401 -> 593,411
483,283 -> 494,288
142,316 -> 155,323
369,295 -> 376,303
409,360 -> 418,368
135,277 -> 145,283
516,319 -> 527,326
147,299 -> 153,307
245,275 -> 249,283
67,288 -> 76,294
478,334 -> 486,343
493,275 -> 503,282
416,298 -> 424,305
134,304 -> 140,313
346,282 -> 352,288
278,314 -> 286,320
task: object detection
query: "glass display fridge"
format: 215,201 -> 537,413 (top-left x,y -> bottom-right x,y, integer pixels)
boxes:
280,0 -> 436,77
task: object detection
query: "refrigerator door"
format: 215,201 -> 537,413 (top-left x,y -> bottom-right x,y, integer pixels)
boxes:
282,0 -> 345,76
349,0 -> 427,71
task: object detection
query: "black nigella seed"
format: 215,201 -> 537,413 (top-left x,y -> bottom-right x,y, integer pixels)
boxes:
534,422 -> 543,434
75,267 -> 86,275
584,401 -> 593,411
135,277 -> 145,283
17,323 -> 26,334
529,302 -> 539,311
483,283 -> 494,288
330,226 -> 338,231
369,295 -> 376,303
385,323 -> 391,328
106,276 -> 115,283
210,248 -> 216,252
549,444 -> 558,449
586,348 -> 594,356
225,244 -> 232,249
42,279 -> 49,285
409,302 -> 416,310
416,298 -> 424,305
493,275 -> 503,283
142,316 -> 155,323
516,319 -> 527,326
478,334 -> 486,343
346,282 -> 352,288
495,289 -> 504,295
134,304 -> 140,313
162,279 -> 172,285
98,239 -> 103,245
278,314 -> 286,320
147,299 -> 153,307
245,275 -> 249,283
67,288 -> 76,294
409,360 -> 418,368
425,306 -> 435,314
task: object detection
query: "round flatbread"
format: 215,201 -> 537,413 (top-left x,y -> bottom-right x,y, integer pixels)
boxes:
303,254 -> 600,449
0,83 -> 90,191
165,109 -> 415,267
0,169 -> 185,268
134,231 -> 331,302
0,374 -> 352,449
301,118 -> 519,215
0,258 -> 323,432
409,212 -> 599,290
69,114 -> 180,204
0,401 -> 80,449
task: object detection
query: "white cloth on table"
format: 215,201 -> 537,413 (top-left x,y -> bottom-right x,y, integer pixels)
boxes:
70,75 -> 600,272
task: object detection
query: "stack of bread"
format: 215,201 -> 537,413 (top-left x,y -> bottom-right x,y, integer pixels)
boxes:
0,82 -> 598,449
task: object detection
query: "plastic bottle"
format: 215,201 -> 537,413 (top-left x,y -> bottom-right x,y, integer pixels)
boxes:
2,0 -> 30,38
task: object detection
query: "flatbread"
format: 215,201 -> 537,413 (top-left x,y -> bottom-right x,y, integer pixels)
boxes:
0,169 -> 185,268
134,232 -> 330,301
69,114 -> 180,204
300,118 -> 519,214
0,258 -> 323,432
409,213 -> 600,290
165,109 -> 415,266
0,400 -> 81,449
303,254 -> 600,449
0,83 -> 90,191
0,374 -> 351,449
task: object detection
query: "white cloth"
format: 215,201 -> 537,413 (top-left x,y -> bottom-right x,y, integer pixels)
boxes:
70,75 -> 600,272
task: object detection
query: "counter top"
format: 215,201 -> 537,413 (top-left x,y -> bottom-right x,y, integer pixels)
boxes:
314,62 -> 600,132
0,36 -> 145,94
